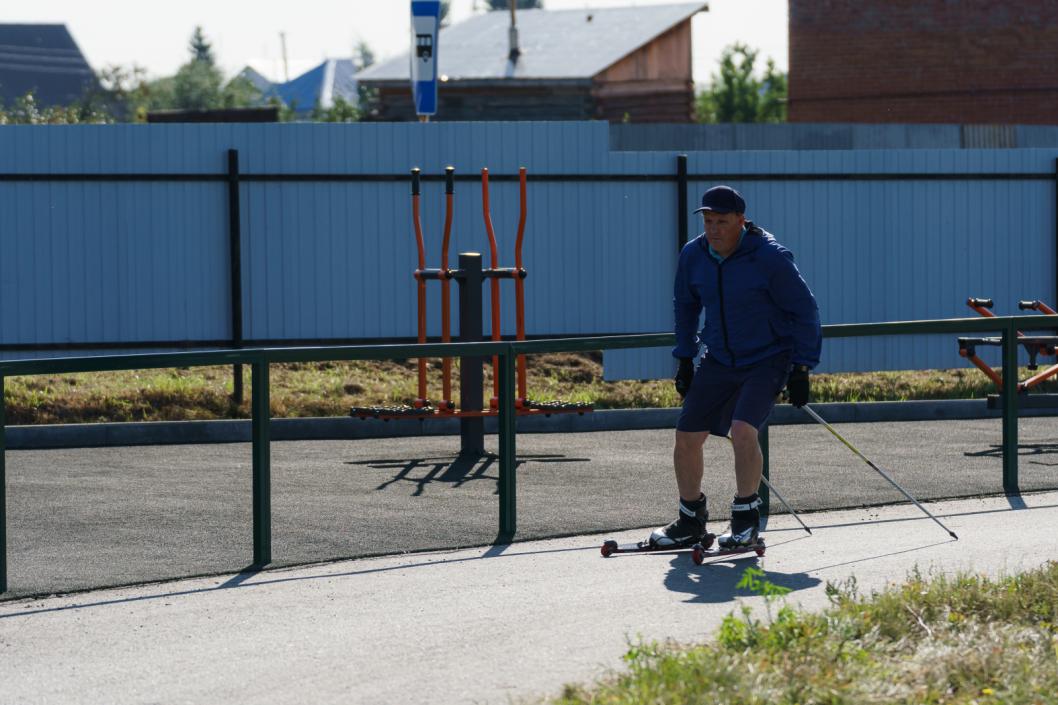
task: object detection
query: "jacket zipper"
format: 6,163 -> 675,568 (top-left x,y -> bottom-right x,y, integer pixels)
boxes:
715,260 -> 736,366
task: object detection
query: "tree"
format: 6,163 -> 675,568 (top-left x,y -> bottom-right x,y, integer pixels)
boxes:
173,60 -> 224,110
167,27 -> 260,112
695,43 -> 787,123
312,96 -> 361,123
440,0 -> 452,27
189,26 -> 215,65
353,40 -> 375,72
0,91 -> 112,125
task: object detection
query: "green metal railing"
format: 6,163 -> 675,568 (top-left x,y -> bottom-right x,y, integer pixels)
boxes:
0,317 -> 1052,594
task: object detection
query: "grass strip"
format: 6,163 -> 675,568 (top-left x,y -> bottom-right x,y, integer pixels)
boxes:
553,562 -> 1058,704
2,353 -> 1055,425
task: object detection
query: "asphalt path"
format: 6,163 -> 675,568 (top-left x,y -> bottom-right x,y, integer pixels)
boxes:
2,417 -> 1056,600
3,490 -> 1058,704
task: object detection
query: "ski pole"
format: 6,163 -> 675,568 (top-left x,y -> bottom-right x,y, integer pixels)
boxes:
759,475 -> 812,535
801,404 -> 959,540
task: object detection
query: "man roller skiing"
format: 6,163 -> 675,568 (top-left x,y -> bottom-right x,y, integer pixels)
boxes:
650,185 -> 821,551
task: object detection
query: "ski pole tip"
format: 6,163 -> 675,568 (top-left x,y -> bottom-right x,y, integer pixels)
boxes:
950,531 -> 959,540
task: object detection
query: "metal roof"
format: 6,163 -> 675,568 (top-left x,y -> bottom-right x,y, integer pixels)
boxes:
0,24 -> 99,107
357,3 -> 707,83
262,59 -> 359,113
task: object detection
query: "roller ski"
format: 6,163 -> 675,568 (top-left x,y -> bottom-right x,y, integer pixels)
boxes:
601,495 -> 713,557
691,494 -> 766,565
601,493 -> 767,563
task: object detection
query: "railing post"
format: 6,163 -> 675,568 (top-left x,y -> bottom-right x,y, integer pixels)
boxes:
497,345 -> 517,539
457,253 -> 486,457
1,374 -> 6,594
228,149 -> 245,406
1001,318 -> 1019,494
759,423 -> 770,517
251,358 -> 272,566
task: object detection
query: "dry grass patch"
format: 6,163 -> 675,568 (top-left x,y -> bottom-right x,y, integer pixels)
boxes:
3,352 -> 1055,425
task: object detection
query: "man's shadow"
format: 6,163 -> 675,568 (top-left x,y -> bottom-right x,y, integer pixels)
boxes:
346,453 -> 591,496
965,442 -> 1058,466
661,542 -> 822,604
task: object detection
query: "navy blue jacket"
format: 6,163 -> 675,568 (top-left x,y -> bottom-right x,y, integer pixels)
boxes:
673,222 -> 821,369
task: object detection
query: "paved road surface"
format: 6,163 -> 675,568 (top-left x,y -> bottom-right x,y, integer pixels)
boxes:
3,417 -> 1057,598
3,490 -> 1058,704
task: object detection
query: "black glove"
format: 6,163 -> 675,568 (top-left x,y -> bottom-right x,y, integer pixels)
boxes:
674,358 -> 695,399
786,364 -> 810,408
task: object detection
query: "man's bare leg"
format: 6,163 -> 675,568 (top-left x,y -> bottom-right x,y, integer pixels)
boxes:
648,429 -> 712,547
729,420 -> 762,497
717,420 -> 764,548
673,429 -> 709,500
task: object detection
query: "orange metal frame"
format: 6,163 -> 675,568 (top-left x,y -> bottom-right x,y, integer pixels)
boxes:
353,167 -> 589,421
481,167 -> 530,408
960,297 -> 1058,391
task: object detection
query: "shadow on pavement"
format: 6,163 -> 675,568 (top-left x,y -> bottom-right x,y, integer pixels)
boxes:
0,541 -> 597,619
346,453 -> 592,496
662,539 -> 823,604
964,442 -> 1058,465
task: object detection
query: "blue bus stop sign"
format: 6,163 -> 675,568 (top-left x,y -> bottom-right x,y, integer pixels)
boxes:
410,1 -> 441,116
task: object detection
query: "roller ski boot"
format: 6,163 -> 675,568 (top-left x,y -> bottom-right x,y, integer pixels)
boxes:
600,495 -> 710,557
689,494 -> 766,565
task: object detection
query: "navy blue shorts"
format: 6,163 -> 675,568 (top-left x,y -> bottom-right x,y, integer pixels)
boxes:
676,352 -> 791,436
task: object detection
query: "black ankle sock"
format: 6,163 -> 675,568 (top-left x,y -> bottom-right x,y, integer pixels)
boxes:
682,493 -> 706,510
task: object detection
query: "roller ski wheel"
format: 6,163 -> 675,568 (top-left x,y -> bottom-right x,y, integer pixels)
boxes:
601,539 -> 618,557
692,538 -> 766,566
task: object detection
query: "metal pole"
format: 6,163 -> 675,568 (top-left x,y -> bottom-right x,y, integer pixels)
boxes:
498,345 -> 517,538
0,375 -> 6,593
676,154 -> 688,250
801,404 -> 959,540
227,149 -> 245,405
758,475 -> 811,535
457,253 -> 485,456
251,359 -> 271,566
1002,319 -> 1019,493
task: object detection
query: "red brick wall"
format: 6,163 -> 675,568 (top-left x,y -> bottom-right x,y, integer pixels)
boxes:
788,0 -> 1058,124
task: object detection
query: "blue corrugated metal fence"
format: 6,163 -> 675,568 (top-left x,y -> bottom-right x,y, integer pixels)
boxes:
0,122 -> 1054,379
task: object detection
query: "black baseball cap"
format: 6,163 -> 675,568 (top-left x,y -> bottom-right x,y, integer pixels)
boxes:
693,185 -> 746,215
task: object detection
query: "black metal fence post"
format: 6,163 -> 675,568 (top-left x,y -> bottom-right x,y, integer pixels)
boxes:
227,149 -> 245,405
498,345 -> 517,539
251,358 -> 271,566
457,253 -> 485,456
1001,320 -> 1019,493
677,154 -> 689,250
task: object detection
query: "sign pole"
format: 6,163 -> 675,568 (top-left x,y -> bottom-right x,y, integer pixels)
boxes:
410,1 -> 440,120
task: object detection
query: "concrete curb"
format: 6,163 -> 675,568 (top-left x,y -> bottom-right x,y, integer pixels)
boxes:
5,399 -> 1058,450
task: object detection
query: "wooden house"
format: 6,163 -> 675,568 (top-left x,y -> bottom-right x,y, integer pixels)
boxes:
0,24 -> 99,107
356,3 -> 707,123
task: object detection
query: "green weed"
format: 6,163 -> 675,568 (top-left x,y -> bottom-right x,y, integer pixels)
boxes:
550,562 -> 1058,704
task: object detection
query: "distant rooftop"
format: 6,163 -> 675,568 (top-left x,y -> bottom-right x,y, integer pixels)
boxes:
264,59 -> 359,112
358,3 -> 707,83
0,24 -> 99,106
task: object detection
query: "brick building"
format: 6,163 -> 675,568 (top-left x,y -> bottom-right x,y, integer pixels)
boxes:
788,1 -> 1058,124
